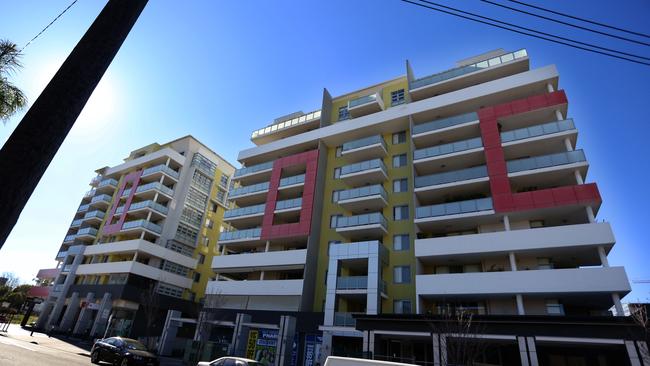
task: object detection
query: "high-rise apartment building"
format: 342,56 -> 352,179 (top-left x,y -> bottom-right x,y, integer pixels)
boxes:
35,136 -> 235,339
174,49 -> 646,365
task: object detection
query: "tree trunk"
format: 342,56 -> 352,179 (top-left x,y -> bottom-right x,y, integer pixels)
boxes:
0,0 -> 148,248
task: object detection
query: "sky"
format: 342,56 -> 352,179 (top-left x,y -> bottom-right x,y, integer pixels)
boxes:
0,0 -> 649,301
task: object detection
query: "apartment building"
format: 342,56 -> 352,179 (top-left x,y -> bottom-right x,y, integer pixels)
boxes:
167,49 -> 644,366
35,136 -> 235,340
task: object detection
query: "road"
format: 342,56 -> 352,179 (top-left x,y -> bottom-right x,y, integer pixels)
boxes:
0,333 -> 90,366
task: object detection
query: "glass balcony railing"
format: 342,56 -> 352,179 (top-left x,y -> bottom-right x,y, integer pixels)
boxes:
56,251 -> 68,259
223,204 -> 266,218
77,203 -> 90,213
70,219 -> 83,227
334,212 -> 388,229
342,135 -> 386,153
414,137 -> 483,161
83,189 -> 96,199
414,165 -> 488,188
122,182 -> 174,197
142,164 -> 180,179
63,234 -> 76,242
122,219 -> 162,234
506,150 -> 586,174
333,312 -> 360,327
90,194 -> 112,205
62,264 -> 73,272
97,178 -> 118,189
53,284 -> 64,293
229,182 -> 270,198
90,175 -> 102,186
77,227 -> 98,237
412,112 -> 479,136
279,174 -> 305,187
336,184 -> 387,202
340,159 -> 387,176
219,227 -> 262,241
234,161 -> 274,178
416,198 -> 493,219
410,49 -> 528,90
251,110 -> 321,139
275,198 -> 302,211
83,210 -> 105,220
336,276 -> 368,290
116,200 -> 169,215
349,93 -> 379,108
500,119 -> 576,144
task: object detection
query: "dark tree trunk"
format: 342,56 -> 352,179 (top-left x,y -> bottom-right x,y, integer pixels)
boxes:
0,0 -> 148,249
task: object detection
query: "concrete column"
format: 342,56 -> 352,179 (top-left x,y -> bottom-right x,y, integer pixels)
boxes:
35,301 -> 54,329
73,292 -> 96,335
564,137 -> 573,151
89,292 -> 112,338
59,292 -> 80,332
626,340 -> 643,366
516,294 -> 525,315
636,341 -> 650,366
509,252 -> 518,271
320,332 -> 333,365
230,313 -> 252,357
612,293 -> 624,316
547,83 -> 554,93
324,259 -> 339,326
574,170 -> 584,184
46,252 -> 85,329
368,330 -> 375,359
367,256 -> 380,315
265,240 -> 270,252
598,246 -> 610,267
158,309 -> 182,356
260,271 -> 265,280
555,109 -> 564,120
517,337 -> 530,366
275,315 -> 297,366
432,333 -> 441,366
503,215 -> 511,231
526,337 -> 539,366
439,334 -> 447,366
586,206 -> 596,223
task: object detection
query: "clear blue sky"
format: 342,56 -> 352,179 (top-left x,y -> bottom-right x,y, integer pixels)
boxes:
1,0 -> 648,302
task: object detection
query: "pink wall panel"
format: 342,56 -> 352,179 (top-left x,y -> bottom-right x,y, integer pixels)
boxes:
102,170 -> 143,235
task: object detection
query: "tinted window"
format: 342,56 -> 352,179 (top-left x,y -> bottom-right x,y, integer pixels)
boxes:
210,360 -> 224,366
124,339 -> 148,351
223,359 -> 237,366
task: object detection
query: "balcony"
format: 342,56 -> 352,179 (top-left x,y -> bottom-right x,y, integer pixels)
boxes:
90,175 -> 102,187
414,165 -> 489,200
83,239 -> 197,269
89,194 -> 112,208
275,198 -> 302,212
333,312 -> 360,327
335,184 -> 388,213
409,49 -> 529,101
415,198 -> 494,231
121,219 -> 162,235
96,178 -> 118,193
52,284 -> 65,293
206,279 -> 304,297
223,204 -> 265,228
70,218 -> 83,228
82,210 -> 105,224
122,182 -> 174,199
76,227 -> 98,241
336,276 -> 388,294
501,119 -> 577,160
251,110 -> 321,145
412,112 -> 480,147
341,135 -> 387,161
278,174 -> 305,196
339,159 -> 388,186
348,91 -> 384,118
218,227 -> 262,245
63,234 -> 77,244
233,161 -> 274,185
415,222 -> 616,260
116,200 -> 168,221
413,137 -> 484,175
141,164 -> 180,181
83,189 -> 96,200
228,182 -> 270,206
56,251 -> 68,259
212,248 -> 307,272
415,266 -> 630,298
75,260 -> 192,289
77,203 -> 90,213
334,212 -> 388,239
507,149 -> 587,175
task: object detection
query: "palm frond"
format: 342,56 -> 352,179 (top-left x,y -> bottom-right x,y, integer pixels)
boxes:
0,39 -> 23,76
0,77 -> 28,124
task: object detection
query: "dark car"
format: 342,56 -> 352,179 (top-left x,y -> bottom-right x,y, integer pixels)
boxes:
91,336 -> 159,366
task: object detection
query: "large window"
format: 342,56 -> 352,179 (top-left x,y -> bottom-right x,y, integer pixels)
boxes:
394,300 -> 412,314
393,234 -> 410,251
394,266 -> 411,284
338,106 -> 350,121
391,89 -> 405,106
393,154 -> 407,168
393,178 -> 408,193
393,205 -> 409,220
392,131 -> 406,144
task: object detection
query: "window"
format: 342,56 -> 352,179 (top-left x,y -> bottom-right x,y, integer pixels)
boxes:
393,234 -> 410,251
180,206 -> 203,228
203,237 -> 210,247
393,154 -> 407,168
216,189 -> 226,204
336,146 -> 343,157
198,253 -> 205,265
334,167 -> 341,179
175,223 -> 199,245
394,205 -> 409,220
392,131 -> 406,144
194,272 -> 201,283
189,292 -> 196,302
393,178 -> 408,193
332,190 -> 340,202
209,201 -> 218,213
537,257 -> 553,270
394,300 -> 412,314
391,89 -> 405,106
219,174 -> 229,188
338,106 -> 349,121
546,299 -> 564,315
205,218 -> 214,229
394,266 -> 411,284
192,170 -> 213,192
187,187 -> 209,210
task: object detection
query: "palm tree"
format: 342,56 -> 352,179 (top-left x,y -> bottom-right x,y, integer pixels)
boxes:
0,40 -> 27,124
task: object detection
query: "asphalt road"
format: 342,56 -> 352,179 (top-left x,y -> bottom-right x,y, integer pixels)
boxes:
0,334 -> 91,366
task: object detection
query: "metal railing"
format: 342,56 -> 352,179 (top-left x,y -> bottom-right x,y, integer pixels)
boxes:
122,219 -> 162,234
342,135 -> 385,153
410,49 -> 527,89
223,204 -> 266,218
228,181 -> 270,198
414,165 -> 488,188
334,213 -> 387,229
234,161 -> 274,178
275,198 -> 302,211
336,184 -> 387,202
416,198 -> 493,219
251,110 -> 321,139
340,158 -> 387,176
506,150 -> 586,174
279,174 -> 305,187
412,112 -> 479,136
414,137 -> 482,161
142,164 -> 180,179
219,227 -> 262,241
500,119 -> 575,143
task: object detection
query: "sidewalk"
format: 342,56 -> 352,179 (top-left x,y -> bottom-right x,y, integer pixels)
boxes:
0,324 -> 92,356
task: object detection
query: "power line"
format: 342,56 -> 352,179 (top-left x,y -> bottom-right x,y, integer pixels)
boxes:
20,0 -> 79,52
401,0 -> 650,67
481,0 -> 650,47
505,0 -> 650,39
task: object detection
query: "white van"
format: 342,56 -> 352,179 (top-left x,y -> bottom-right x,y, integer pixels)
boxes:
324,356 -> 418,366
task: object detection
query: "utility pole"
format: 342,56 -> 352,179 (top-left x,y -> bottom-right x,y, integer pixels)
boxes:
0,0 -> 149,249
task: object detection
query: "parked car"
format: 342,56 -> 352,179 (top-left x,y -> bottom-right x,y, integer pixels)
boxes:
324,356 -> 418,366
197,356 -> 264,366
91,336 -> 159,366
